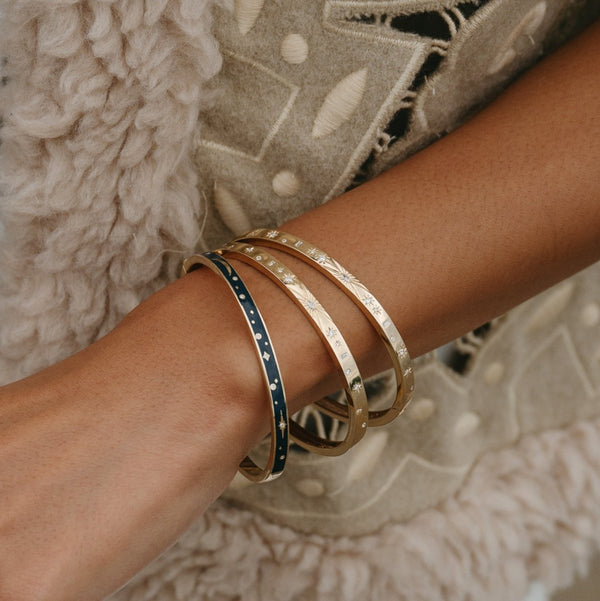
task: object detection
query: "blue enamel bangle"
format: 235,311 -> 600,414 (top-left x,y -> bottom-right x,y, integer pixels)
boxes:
180,252 -> 289,483
217,241 -> 369,457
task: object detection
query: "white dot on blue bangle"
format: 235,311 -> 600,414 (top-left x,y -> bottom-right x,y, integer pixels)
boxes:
233,276 -> 239,281
239,294 -> 246,299
255,333 -> 262,340
270,383 -> 277,390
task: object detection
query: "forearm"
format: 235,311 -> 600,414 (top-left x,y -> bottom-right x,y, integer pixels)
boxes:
179,18 -> 600,415
0,280 -> 268,601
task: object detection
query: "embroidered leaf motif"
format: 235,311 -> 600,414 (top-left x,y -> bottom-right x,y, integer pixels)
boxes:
214,180 -> 253,235
234,0 -> 265,35
488,2 -> 547,74
311,68 -> 368,138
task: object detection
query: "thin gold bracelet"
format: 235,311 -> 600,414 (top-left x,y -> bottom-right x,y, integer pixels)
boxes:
180,251 -> 289,482
217,241 -> 369,456
235,228 -> 414,426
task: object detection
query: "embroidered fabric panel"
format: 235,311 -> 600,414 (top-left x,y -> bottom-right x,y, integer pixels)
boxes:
193,0 -> 594,251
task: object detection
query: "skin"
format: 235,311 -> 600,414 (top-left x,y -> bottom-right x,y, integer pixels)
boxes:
0,17 -> 599,601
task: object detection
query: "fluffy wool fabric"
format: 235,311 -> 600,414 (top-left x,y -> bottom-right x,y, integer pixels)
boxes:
0,0 -> 227,382
107,417 -> 600,601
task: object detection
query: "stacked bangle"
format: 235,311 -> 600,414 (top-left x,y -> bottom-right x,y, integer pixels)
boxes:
235,228 -> 414,426
180,251 -> 289,483
217,241 -> 369,456
179,227 -> 414,481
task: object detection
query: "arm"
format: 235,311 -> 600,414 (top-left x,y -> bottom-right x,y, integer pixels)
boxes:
202,16 -> 600,412
1,18 -> 599,601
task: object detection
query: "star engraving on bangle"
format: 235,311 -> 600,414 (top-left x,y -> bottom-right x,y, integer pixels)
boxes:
331,266 -> 359,286
295,287 -> 319,312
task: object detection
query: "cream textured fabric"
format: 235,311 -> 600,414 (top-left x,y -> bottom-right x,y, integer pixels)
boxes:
0,0 -> 228,380
0,1 -> 599,600
110,417 -> 600,601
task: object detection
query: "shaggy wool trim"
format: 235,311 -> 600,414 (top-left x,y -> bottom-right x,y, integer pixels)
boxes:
108,417 -> 600,601
0,0 -> 229,383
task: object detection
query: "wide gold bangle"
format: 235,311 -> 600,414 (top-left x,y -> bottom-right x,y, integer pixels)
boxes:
180,251 -> 289,483
217,241 -> 369,456
235,228 -> 414,426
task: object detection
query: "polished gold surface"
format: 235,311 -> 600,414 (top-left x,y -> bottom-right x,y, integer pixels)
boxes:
217,241 -> 369,456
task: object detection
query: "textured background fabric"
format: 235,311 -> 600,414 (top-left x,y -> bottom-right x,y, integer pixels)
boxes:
0,0 -> 228,382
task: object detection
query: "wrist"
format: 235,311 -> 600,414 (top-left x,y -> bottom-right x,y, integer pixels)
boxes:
148,265 -> 274,455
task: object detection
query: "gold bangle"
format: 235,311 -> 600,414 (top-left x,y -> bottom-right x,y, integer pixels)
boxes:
217,241 -> 369,456
235,228 -> 414,426
180,251 -> 289,483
